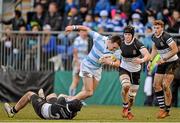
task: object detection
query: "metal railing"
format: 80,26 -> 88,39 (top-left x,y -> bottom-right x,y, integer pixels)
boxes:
0,31 -> 179,72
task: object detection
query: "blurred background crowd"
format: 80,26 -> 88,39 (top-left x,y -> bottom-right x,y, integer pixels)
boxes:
0,0 -> 180,33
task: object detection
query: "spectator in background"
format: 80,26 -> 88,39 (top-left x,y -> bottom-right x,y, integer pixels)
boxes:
157,8 -> 171,26
78,0 -> 88,21
62,5 -> 83,30
98,10 -> 112,32
173,0 -> 180,11
41,24 -> 57,70
53,0 -> 66,16
24,25 -> 40,70
141,26 -> 153,52
31,3 -> 45,30
146,0 -> 166,19
111,10 -> 127,32
83,14 -> 96,30
0,10 -> 25,30
0,27 -> 13,66
78,0 -> 97,19
34,0 -> 49,12
69,30 -> 89,96
93,14 -> 100,31
59,5 -> 82,63
131,0 -> 145,14
116,0 -> 131,19
130,13 -> 144,33
12,25 -> 27,69
44,2 -> 62,31
59,5 -> 82,59
167,10 -> 180,33
94,0 -> 111,15
145,13 -> 155,30
146,0 -> 165,15
64,0 -> 75,13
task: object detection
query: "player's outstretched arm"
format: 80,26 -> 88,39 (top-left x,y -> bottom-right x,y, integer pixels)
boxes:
65,25 -> 91,33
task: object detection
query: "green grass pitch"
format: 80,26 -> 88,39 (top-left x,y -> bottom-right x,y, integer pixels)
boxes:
0,103 -> 180,122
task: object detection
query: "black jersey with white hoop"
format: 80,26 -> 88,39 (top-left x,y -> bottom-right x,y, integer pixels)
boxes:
120,38 -> 145,72
151,32 -> 178,62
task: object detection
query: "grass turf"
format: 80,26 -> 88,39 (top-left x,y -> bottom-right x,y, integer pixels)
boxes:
0,103 -> 180,122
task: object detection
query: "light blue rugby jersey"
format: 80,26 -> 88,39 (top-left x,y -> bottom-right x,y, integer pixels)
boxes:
73,36 -> 88,61
83,30 -> 121,70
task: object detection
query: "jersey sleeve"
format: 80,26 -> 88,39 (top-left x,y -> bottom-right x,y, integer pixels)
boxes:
135,40 -> 145,50
88,30 -> 107,43
114,49 -> 122,60
163,32 -> 174,45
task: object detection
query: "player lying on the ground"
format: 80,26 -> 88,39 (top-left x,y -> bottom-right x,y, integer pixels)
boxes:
4,90 -> 83,119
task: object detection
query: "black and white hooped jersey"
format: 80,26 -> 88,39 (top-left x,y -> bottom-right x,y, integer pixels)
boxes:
152,32 -> 178,62
41,103 -> 76,119
120,38 -> 145,72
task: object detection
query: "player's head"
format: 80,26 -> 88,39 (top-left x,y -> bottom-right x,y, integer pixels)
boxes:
14,10 -> 22,18
78,30 -> 88,39
123,25 -> 135,43
107,35 -> 121,51
153,20 -> 164,35
67,99 -> 83,112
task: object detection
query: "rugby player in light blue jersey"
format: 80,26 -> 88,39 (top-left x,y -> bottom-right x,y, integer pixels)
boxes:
65,25 -> 122,100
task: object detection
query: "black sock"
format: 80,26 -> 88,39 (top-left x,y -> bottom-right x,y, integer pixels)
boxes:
123,102 -> 128,108
165,105 -> 171,113
11,106 -> 18,114
155,90 -> 165,109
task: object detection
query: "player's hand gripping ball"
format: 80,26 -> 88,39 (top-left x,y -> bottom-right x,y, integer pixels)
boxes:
99,54 -> 117,63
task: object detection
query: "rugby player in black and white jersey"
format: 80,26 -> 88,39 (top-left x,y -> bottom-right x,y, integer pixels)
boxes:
147,20 -> 179,119
119,26 -> 151,120
4,89 -> 82,120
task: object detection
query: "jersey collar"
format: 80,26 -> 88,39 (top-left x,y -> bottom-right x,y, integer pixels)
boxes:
155,31 -> 163,38
125,37 -> 135,45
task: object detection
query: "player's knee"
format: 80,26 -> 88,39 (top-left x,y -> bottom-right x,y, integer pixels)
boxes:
26,91 -> 35,100
122,84 -> 130,93
85,90 -> 94,97
121,78 -> 130,93
124,86 -> 130,93
153,82 -> 162,91
129,85 -> 139,99
162,83 -> 170,92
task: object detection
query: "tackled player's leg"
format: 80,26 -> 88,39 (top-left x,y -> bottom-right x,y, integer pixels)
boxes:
4,91 -> 35,118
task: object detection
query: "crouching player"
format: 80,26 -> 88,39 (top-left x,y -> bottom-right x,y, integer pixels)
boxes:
4,90 -> 82,119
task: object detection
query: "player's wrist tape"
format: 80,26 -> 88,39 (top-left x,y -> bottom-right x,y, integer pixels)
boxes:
72,25 -> 78,31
